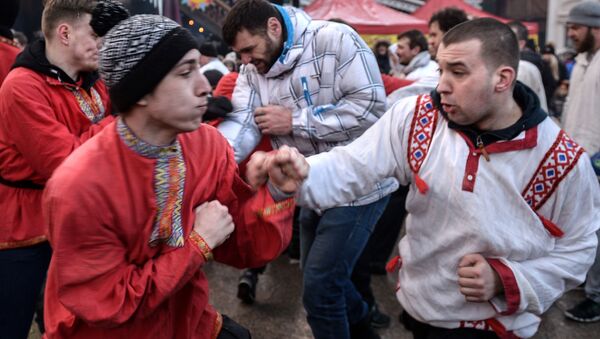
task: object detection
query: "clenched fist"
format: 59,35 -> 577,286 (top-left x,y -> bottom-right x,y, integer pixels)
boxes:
457,253 -> 503,302
193,201 -> 234,249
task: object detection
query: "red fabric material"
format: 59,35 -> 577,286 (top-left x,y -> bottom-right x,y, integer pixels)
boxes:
0,41 -> 20,87
487,258 -> 520,316
42,122 -> 294,338
461,150 -> 481,192
213,72 -> 239,101
385,255 -> 402,273
304,0 -> 428,34
538,214 -> 565,238
381,74 -> 414,95
457,127 -> 538,192
0,67 -> 113,249
412,0 -> 538,34
413,172 -> 429,194
484,318 -> 520,339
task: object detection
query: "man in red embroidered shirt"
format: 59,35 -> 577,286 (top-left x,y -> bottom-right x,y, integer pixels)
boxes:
42,14 -> 302,339
0,1 -> 128,337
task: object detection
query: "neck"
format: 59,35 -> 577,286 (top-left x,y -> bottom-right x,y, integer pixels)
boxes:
122,111 -> 178,146
45,41 -> 79,81
477,95 -> 522,131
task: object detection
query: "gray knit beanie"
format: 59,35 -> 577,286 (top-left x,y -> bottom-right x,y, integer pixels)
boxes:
99,14 -> 198,113
567,1 -> 600,28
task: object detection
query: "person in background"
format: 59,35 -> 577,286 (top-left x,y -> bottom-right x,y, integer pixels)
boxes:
561,1 -> 600,324
373,40 -> 391,75
12,31 -> 28,50
0,1 -> 127,337
0,0 -> 21,86
508,20 -> 556,110
427,6 -> 468,61
199,42 -> 230,75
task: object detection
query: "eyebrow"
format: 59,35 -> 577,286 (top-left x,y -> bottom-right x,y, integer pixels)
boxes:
175,59 -> 198,68
238,45 -> 256,53
445,61 -> 468,68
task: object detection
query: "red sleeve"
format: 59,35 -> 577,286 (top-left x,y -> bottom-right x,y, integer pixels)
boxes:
381,74 -> 414,95
0,75 -> 113,180
212,144 -> 294,268
213,72 -> 239,101
43,180 -> 207,326
487,258 -> 520,316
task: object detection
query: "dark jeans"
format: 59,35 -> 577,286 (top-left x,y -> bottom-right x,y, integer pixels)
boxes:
217,315 -> 252,339
300,196 -> 389,339
0,242 -> 51,339
401,311 -> 500,339
352,186 -> 408,307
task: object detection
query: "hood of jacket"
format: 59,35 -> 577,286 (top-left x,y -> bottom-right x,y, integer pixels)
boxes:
263,5 -> 312,78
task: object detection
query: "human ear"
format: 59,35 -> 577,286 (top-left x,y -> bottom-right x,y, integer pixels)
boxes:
495,66 -> 516,93
136,97 -> 149,107
56,24 -> 70,46
266,17 -> 282,39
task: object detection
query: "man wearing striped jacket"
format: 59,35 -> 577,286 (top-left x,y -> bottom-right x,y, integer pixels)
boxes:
220,1 -> 397,338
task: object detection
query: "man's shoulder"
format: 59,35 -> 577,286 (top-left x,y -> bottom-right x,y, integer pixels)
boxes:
49,123 -> 116,191
2,67 -> 45,89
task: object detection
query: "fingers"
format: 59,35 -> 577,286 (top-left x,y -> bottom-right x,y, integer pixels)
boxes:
246,151 -> 269,189
458,253 -> 484,268
272,146 -> 306,181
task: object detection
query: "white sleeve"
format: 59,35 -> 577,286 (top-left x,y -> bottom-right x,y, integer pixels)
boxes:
492,155 -> 600,315
217,68 -> 262,163
296,98 -> 416,210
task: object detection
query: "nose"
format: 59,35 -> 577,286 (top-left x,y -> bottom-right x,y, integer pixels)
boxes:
437,72 -> 451,94
240,53 -> 252,64
195,70 -> 211,97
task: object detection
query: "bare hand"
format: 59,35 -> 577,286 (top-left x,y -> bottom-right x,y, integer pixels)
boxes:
457,253 -> 503,302
266,145 -> 309,194
254,105 -> 292,135
193,201 -> 234,249
246,151 -> 270,190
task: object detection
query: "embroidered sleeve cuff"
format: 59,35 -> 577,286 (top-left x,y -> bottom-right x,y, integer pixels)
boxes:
267,180 -> 296,202
487,258 -> 520,316
256,198 -> 295,219
189,231 -> 213,261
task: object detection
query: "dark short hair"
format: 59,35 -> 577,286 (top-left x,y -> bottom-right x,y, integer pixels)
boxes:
442,18 -> 519,75
507,20 -> 528,42
42,0 -> 96,39
429,7 -> 469,33
222,0 -> 281,46
397,30 -> 428,53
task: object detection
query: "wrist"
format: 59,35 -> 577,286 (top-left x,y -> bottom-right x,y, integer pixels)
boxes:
267,180 -> 296,201
189,231 -> 213,261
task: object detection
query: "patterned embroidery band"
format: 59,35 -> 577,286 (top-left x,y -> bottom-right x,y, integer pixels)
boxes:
117,119 -> 186,247
69,87 -> 106,123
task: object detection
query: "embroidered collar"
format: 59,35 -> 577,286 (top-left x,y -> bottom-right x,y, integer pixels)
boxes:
117,118 -> 180,159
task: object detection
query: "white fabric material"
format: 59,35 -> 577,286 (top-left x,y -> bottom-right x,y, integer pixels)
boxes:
218,6 -> 397,207
297,96 -> 600,337
200,59 -> 230,75
563,51 -> 600,155
518,60 -> 548,112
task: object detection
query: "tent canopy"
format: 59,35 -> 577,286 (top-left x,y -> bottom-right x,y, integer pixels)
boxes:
304,0 -> 428,35
412,0 -> 538,34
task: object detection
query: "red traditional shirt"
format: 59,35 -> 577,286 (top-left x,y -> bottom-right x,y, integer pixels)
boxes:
42,120 -> 294,338
0,67 -> 112,249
